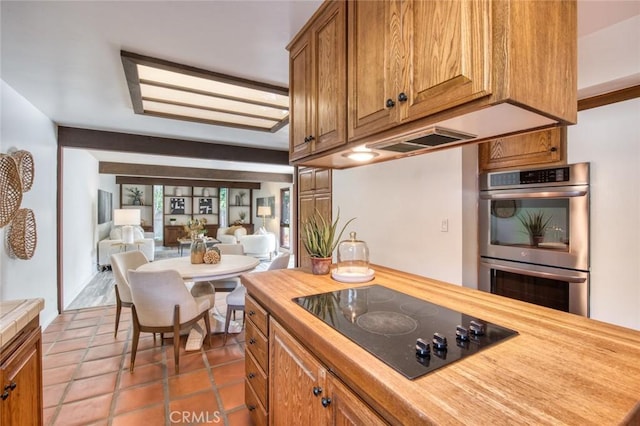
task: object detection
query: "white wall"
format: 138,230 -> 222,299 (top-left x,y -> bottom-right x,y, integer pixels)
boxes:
568,98 -> 640,330
61,148 -> 111,309
333,146 -> 478,286
0,80 -> 58,327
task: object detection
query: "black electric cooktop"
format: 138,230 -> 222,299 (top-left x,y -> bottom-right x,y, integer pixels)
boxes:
293,284 -> 518,380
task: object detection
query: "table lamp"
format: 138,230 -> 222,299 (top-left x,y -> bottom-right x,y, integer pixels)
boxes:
113,209 -> 141,244
257,205 -> 271,232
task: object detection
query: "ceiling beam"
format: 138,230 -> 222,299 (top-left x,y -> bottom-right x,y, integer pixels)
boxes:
100,162 -> 293,183
115,176 -> 261,189
58,126 -> 290,165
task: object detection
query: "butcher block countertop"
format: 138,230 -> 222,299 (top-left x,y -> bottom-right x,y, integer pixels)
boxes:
241,265 -> 640,425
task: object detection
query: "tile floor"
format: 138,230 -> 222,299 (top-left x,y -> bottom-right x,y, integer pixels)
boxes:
42,300 -> 250,426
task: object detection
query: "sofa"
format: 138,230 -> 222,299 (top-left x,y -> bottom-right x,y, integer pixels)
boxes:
239,231 -> 277,259
98,226 -> 155,270
216,226 -> 248,244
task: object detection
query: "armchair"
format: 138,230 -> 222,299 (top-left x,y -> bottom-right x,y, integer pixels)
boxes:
98,226 -> 155,270
239,232 -> 276,259
216,225 -> 247,244
127,269 -> 212,374
110,251 -> 149,337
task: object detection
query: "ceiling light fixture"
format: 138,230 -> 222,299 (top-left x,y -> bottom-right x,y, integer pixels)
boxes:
121,51 -> 289,132
342,146 -> 379,162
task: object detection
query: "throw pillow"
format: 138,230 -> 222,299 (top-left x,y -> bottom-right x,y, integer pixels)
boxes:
110,227 -> 122,240
226,225 -> 242,235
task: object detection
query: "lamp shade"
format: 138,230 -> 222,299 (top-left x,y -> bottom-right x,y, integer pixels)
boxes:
257,206 -> 271,217
113,209 -> 140,226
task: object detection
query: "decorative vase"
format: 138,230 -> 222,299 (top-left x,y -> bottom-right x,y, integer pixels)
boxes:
531,235 -> 544,246
310,257 -> 332,275
190,238 -> 206,264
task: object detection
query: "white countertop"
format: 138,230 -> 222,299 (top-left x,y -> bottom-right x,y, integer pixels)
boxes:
0,298 -> 45,349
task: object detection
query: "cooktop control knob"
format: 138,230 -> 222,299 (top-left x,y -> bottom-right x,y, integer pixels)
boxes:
469,320 -> 486,336
432,333 -> 447,350
415,338 -> 431,357
456,325 -> 469,341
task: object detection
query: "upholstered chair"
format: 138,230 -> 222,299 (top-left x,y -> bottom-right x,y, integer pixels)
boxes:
208,243 -> 246,293
110,251 -> 149,337
223,252 -> 291,344
127,269 -> 212,373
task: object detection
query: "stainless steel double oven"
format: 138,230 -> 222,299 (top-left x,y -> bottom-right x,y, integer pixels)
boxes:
478,163 -> 590,316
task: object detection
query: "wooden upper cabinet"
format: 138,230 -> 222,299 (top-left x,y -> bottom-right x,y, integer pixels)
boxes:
402,0 -> 491,122
289,36 -> 313,161
348,0 -> 491,141
347,0 -> 397,139
479,127 -> 566,172
289,0 -> 347,161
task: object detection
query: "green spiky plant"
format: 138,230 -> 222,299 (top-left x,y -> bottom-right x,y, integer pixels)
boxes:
518,210 -> 552,239
302,209 -> 356,258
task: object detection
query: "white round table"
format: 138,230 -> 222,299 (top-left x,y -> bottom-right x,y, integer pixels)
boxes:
136,255 -> 260,281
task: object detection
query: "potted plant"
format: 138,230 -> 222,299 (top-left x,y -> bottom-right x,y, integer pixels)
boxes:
518,210 -> 552,246
302,209 -> 355,275
126,187 -> 143,205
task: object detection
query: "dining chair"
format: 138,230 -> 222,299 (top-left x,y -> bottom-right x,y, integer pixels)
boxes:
209,243 -> 246,293
110,251 -> 149,337
223,252 -> 291,344
127,269 -> 212,373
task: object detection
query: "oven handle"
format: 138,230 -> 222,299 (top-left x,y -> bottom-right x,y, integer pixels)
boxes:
480,261 -> 587,283
480,190 -> 587,200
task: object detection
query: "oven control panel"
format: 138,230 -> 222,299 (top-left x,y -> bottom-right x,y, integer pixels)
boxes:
490,167 -> 570,187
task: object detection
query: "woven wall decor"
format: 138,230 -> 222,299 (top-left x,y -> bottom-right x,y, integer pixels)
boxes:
11,150 -> 35,192
0,154 -> 23,228
9,208 -> 37,260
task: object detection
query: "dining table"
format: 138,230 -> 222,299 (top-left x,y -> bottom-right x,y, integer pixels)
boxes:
135,254 -> 260,350
136,254 -> 260,282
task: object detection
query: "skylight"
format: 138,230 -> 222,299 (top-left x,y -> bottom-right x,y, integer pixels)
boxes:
121,51 -> 289,132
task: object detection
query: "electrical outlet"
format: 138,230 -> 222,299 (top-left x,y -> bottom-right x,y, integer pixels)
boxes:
441,219 -> 448,232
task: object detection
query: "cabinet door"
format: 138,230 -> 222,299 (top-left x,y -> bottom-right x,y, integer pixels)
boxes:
298,195 -> 317,270
479,127 -> 565,171
290,35 -> 314,161
270,320 -> 328,425
347,0 -> 399,141
402,0 -> 491,122
327,374 -> 386,426
312,0 -> 347,154
1,327 -> 43,426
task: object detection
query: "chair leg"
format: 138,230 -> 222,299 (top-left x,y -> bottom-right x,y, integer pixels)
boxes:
114,286 -> 122,338
173,305 -> 180,374
130,305 -> 140,372
203,311 -> 212,348
223,306 -> 233,345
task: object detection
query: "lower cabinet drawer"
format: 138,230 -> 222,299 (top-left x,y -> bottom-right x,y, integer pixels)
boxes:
246,321 -> 268,372
245,350 -> 268,408
245,379 -> 268,426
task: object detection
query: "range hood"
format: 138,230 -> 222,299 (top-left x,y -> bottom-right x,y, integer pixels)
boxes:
372,126 -> 477,153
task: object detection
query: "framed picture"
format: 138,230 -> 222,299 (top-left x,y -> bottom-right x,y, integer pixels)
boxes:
170,197 -> 185,214
256,196 -> 276,218
199,198 -> 213,214
97,189 -> 112,224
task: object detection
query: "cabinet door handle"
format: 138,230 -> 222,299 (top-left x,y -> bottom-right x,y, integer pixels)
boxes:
398,92 -> 408,102
248,338 -> 256,345
550,146 -> 558,152
4,382 -> 16,391
321,397 -> 332,408
308,135 -> 315,142
385,98 -> 396,108
312,386 -> 322,396
248,310 -> 255,317
247,404 -> 256,412
248,373 -> 256,379
304,136 -> 309,143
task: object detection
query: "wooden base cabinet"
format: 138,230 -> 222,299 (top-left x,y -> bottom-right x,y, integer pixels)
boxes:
244,295 -> 270,426
269,319 -> 385,425
0,319 -> 43,426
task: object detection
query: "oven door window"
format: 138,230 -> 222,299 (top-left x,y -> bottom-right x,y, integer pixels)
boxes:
490,198 -> 569,250
491,270 -> 570,312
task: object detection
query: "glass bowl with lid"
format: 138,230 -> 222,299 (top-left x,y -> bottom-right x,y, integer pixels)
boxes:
333,231 -> 374,282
